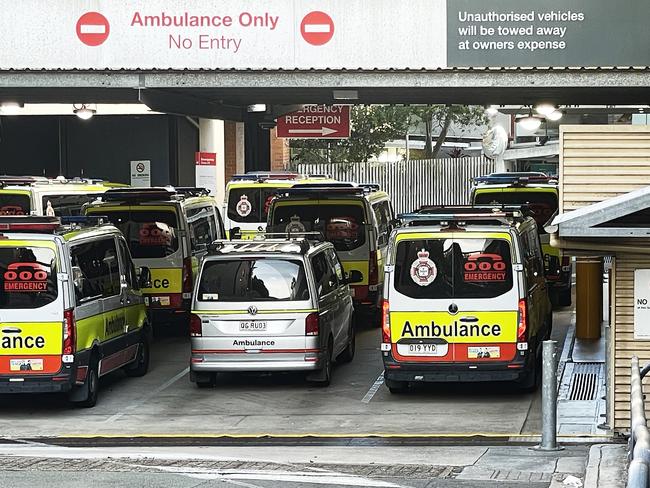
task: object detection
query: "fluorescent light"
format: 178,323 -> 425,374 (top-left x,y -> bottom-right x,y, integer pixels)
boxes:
547,110 -> 563,121
73,104 -> 96,120
517,115 -> 542,132
534,103 -> 556,116
247,104 -> 267,113
485,105 -> 500,116
332,90 -> 358,100
0,102 -> 23,115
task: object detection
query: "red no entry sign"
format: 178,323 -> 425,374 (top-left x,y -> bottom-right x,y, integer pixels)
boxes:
300,11 -> 334,46
76,12 -> 110,47
277,105 -> 350,139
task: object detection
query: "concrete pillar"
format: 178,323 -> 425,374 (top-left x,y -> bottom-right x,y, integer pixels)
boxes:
199,118 -> 226,206
235,122 -> 245,174
575,258 -> 603,340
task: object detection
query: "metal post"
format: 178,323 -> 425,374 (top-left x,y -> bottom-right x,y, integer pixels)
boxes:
540,340 -> 560,451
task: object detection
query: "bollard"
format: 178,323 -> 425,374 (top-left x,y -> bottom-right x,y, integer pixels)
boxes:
539,340 -> 561,451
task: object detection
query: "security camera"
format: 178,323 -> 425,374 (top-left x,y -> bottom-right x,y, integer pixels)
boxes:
258,121 -> 276,130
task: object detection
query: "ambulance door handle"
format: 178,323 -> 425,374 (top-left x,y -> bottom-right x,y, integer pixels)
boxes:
2,327 -> 21,334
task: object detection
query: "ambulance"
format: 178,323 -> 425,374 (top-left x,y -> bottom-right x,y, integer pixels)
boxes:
381,207 -> 552,392
0,216 -> 151,407
0,177 -> 123,217
84,187 -> 224,323
471,173 -> 572,306
224,172 -> 332,239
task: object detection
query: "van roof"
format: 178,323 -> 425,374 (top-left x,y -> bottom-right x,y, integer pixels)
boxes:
472,172 -> 558,189
0,215 -> 119,241
0,176 -> 116,189
205,237 -> 328,257
274,183 -> 388,201
400,206 -> 533,229
90,186 -> 211,205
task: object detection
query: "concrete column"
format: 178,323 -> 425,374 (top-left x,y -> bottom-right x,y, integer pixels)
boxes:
199,118 -> 226,206
269,127 -> 290,170
235,122 -> 245,174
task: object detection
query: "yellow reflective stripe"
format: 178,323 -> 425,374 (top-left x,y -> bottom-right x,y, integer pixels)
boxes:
192,309 -> 317,315
0,240 -> 57,250
227,182 -> 295,190
274,199 -> 364,207
390,311 -> 518,344
395,232 -> 512,242
0,189 -> 31,196
474,187 -> 557,194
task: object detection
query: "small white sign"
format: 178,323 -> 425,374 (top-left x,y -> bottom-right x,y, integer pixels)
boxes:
130,160 -> 151,187
634,269 -> 650,339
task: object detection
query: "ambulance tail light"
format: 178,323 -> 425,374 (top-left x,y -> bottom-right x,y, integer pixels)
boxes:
305,312 -> 320,336
63,309 -> 76,355
381,299 -> 391,344
517,299 -> 527,342
189,313 -> 202,337
369,251 -> 378,285
182,257 -> 193,294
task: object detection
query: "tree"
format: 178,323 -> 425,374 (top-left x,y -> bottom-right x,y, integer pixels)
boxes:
290,105 -> 411,164
408,105 -> 487,159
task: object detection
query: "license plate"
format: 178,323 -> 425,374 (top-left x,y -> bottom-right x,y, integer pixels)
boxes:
10,358 -> 44,372
397,343 -> 448,357
239,321 -> 267,332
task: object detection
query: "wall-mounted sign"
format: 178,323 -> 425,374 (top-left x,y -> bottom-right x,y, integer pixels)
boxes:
195,151 -> 217,196
130,160 -> 151,187
634,269 -> 650,340
277,105 -> 350,139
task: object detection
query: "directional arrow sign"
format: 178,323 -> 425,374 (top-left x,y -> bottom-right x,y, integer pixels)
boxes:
277,105 -> 350,139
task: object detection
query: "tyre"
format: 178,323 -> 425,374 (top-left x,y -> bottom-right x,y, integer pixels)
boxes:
124,331 -> 150,378
73,359 -> 99,408
196,373 -> 217,388
385,377 -> 409,394
558,287 -> 572,307
337,322 -> 355,363
518,347 -> 541,392
309,338 -> 333,387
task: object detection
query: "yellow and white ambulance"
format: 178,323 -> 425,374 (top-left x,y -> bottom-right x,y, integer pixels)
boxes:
381,207 -> 552,392
0,216 -> 151,407
224,172 -> 332,239
84,187 -> 225,323
471,173 -> 572,307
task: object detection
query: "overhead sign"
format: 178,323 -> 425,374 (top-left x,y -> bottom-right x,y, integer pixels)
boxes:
634,269 -> 650,340
130,160 -> 151,187
0,1 -> 648,69
277,105 -> 350,139
195,151 -> 217,196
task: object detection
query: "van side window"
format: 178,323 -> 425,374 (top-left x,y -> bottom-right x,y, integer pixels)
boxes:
325,248 -> 343,285
521,228 -> 543,288
187,206 -> 217,251
312,252 -> 336,297
42,194 -> 95,217
70,238 -> 121,302
373,202 -> 390,247
117,238 -> 138,289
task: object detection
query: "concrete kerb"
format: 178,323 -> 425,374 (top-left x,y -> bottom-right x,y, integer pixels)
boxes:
581,444 -> 628,488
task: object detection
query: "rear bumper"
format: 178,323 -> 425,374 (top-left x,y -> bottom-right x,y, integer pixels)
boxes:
0,374 -> 74,393
190,351 -> 324,373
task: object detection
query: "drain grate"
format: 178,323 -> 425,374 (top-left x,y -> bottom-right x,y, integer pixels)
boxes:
568,363 -> 601,401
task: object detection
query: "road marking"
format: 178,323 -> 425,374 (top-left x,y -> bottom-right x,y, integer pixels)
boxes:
104,367 -> 189,423
362,372 -> 384,403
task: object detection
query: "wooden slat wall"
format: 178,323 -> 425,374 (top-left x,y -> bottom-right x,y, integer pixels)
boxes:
559,125 -> 650,213
612,255 -> 650,430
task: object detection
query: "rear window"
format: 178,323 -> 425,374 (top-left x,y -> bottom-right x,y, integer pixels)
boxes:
227,187 -> 279,223
474,191 -> 557,233
0,193 -> 30,216
269,202 -> 367,252
394,238 -> 513,299
0,246 -> 58,309
97,209 -> 180,259
43,194 -> 99,217
198,259 -> 309,302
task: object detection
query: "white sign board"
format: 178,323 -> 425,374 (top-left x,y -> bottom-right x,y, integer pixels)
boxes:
634,269 -> 650,339
130,160 -> 151,187
195,152 -> 217,196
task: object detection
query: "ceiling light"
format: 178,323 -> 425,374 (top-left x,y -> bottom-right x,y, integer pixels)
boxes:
485,105 -> 500,116
246,104 -> 267,113
332,90 -> 359,101
517,111 -> 543,132
534,103 -> 556,117
547,110 -> 564,121
0,102 -> 23,115
73,104 -> 96,120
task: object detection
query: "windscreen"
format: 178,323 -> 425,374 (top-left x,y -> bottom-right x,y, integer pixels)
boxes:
198,259 -> 309,302
269,202 -> 366,252
0,246 -> 58,309
98,209 -> 180,259
394,238 -> 513,299
0,193 -> 30,216
227,187 -> 279,224
474,191 -> 558,233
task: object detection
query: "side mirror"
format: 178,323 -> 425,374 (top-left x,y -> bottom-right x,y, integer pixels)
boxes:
138,266 -> 152,289
230,227 -> 241,240
71,266 -> 84,291
346,270 -> 363,284
390,218 -> 401,228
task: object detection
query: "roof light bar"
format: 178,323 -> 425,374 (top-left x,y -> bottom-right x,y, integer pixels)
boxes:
0,216 -> 60,232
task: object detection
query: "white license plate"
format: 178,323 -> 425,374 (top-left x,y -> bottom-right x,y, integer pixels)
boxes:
397,343 -> 448,357
239,321 -> 267,332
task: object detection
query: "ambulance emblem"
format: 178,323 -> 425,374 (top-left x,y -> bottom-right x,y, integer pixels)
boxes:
236,195 -> 252,217
285,215 -> 306,235
411,249 -> 437,286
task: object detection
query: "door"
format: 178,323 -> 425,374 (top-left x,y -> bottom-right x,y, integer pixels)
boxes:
327,248 -> 353,351
117,237 -> 144,333
311,252 -> 342,350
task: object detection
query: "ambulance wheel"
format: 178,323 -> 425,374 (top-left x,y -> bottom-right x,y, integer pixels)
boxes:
74,360 -> 99,408
196,373 -> 217,388
558,287 -> 572,307
337,321 -> 356,363
385,378 -> 409,394
518,348 -> 541,392
309,338 -> 333,387
124,331 -> 150,378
